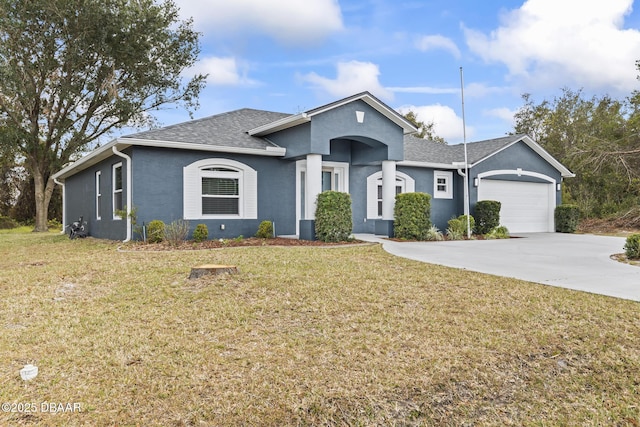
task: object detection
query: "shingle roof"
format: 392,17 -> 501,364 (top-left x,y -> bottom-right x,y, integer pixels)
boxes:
123,108 -> 290,150
403,134 -> 525,165
123,106 -> 532,168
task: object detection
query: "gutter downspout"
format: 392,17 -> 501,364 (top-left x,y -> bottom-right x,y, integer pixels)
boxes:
53,178 -> 66,234
112,145 -> 132,243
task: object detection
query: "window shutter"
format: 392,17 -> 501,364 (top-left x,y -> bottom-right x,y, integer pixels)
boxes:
243,167 -> 258,219
183,164 -> 200,219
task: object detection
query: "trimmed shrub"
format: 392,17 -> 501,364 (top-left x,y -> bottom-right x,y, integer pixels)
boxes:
256,220 -> 274,239
447,214 -> 475,238
146,220 -> 165,243
192,223 -> 209,243
394,192 -> 431,240
0,216 -> 18,229
485,225 -> 510,240
555,204 -> 580,233
315,191 -> 352,242
475,200 -> 501,235
624,234 -> 640,259
165,220 -> 190,246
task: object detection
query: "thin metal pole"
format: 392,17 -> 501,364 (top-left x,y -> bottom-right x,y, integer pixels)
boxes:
460,67 -> 471,239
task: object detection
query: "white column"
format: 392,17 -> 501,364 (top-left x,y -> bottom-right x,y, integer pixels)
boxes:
381,160 -> 396,220
305,154 -> 322,219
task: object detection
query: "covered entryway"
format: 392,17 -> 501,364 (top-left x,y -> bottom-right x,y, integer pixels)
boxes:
477,178 -> 555,233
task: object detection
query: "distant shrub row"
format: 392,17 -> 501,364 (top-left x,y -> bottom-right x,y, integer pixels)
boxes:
142,219 -> 276,245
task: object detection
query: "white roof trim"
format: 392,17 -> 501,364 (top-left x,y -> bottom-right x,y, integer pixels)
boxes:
52,138 -> 286,181
397,160 -> 461,170
120,137 -> 286,156
471,135 -> 575,178
247,113 -> 310,136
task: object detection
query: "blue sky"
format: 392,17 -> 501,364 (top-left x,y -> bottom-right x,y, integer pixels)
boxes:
148,0 -> 640,144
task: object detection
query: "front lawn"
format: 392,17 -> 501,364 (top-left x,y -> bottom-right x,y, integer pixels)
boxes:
1,231 -> 638,425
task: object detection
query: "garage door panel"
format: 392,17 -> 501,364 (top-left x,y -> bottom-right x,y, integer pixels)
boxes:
478,180 -> 553,233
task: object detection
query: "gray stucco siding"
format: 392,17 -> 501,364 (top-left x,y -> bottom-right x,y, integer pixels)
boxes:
349,165 -> 377,233
469,141 -> 564,209
268,122 -> 312,160
130,146 -> 298,240
311,100 -> 405,161
64,154 -> 129,241
347,165 -> 462,233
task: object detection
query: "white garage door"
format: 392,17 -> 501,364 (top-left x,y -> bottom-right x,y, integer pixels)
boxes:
478,180 -> 554,233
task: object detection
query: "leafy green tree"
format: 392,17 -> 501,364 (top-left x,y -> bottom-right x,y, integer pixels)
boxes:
403,110 -> 447,144
513,86 -> 640,217
0,0 -> 206,231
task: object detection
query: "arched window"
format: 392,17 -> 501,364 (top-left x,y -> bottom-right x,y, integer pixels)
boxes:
366,171 -> 415,219
183,159 -> 257,219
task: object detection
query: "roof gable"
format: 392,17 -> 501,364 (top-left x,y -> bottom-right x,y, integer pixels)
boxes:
248,91 -> 418,136
402,134 -> 574,177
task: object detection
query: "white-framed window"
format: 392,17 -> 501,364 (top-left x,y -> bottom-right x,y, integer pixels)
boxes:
112,163 -> 123,219
96,171 -> 102,220
433,170 -> 453,199
201,168 -> 241,215
184,158 -> 257,219
366,171 -> 415,219
321,164 -> 348,192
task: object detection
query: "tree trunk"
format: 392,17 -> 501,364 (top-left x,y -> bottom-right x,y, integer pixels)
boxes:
32,168 -> 55,232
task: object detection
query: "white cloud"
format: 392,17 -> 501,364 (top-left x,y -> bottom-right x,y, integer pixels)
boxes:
174,0 -> 343,45
188,56 -> 258,86
464,0 -> 640,93
464,82 -> 509,98
415,34 -> 461,59
301,61 -> 394,100
387,86 -> 460,95
484,107 -> 517,125
397,104 -> 472,142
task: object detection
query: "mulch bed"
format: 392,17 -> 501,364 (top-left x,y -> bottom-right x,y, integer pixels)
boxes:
121,237 -> 369,251
610,253 -> 640,267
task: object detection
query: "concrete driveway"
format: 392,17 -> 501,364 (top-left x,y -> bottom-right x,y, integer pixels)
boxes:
355,233 -> 640,302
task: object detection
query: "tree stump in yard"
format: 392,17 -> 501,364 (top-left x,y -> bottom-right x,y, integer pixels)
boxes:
189,264 -> 238,279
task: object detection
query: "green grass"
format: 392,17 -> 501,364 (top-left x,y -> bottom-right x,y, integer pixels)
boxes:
1,231 -> 639,426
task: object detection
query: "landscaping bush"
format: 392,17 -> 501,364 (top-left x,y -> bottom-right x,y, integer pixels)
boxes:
256,220 -> 274,239
446,226 -> 463,241
192,223 -> 209,243
425,225 -> 444,241
624,234 -> 640,259
0,216 -> 18,229
146,220 -> 165,243
555,204 -> 580,233
475,200 -> 501,235
393,192 -> 431,240
485,225 -> 510,240
165,220 -> 190,246
447,214 -> 475,239
315,191 -> 352,242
